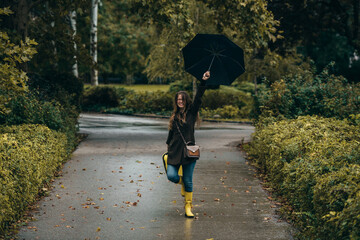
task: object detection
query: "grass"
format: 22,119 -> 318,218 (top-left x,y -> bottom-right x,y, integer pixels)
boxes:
84,84 -> 169,92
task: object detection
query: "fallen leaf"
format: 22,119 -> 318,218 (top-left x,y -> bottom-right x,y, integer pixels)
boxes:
214,198 -> 220,201
96,227 -> 101,232
99,198 -> 104,201
82,168 -> 86,171
106,217 -> 111,221
54,225 -> 60,227
131,228 -> 135,230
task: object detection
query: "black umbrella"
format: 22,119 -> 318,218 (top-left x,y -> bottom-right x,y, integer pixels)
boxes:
182,34 -> 245,85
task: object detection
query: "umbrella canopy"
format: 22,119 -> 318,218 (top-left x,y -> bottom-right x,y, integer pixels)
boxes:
182,34 -> 245,85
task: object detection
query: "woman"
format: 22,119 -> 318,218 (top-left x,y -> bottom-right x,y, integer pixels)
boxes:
164,71 -> 210,218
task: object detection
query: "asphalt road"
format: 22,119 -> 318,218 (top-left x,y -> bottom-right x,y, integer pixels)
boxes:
16,113 -> 294,240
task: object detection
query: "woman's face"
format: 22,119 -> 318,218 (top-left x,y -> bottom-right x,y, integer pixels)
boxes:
177,94 -> 185,110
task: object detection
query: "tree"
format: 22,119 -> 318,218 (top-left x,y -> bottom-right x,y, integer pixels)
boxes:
90,0 -> 99,85
131,0 -> 282,96
0,7 -> 37,114
268,0 -> 360,82
97,0 -> 151,84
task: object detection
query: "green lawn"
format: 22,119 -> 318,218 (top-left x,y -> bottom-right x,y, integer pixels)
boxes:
84,84 -> 169,92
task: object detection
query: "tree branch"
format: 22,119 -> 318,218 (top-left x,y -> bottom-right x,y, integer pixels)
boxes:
29,0 -> 48,11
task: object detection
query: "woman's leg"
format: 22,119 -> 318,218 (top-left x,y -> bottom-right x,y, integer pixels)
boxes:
182,161 -> 196,192
182,161 -> 197,218
167,164 -> 181,183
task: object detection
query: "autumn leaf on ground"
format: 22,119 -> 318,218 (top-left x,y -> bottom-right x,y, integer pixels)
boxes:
96,227 -> 101,232
136,160 -> 142,163
106,217 -> 111,221
214,198 -> 220,201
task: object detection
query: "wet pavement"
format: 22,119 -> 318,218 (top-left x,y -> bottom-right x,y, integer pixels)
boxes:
16,113 -> 294,240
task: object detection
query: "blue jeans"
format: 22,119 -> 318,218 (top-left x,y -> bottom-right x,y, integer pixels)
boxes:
167,161 -> 196,192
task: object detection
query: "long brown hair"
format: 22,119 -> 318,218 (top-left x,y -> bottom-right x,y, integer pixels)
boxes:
168,91 -> 192,129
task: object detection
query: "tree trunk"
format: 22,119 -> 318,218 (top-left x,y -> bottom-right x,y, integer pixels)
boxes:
69,10 -> 79,78
90,0 -> 99,85
354,0 -> 359,40
126,74 -> 133,85
16,0 -> 29,38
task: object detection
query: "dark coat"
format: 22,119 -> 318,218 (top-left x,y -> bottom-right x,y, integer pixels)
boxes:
166,81 -> 206,166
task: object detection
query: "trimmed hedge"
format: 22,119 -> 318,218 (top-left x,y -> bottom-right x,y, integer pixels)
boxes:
0,124 -> 69,234
245,116 -> 360,239
82,85 -> 254,119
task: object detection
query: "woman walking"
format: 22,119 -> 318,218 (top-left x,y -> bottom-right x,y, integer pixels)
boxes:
164,71 -> 210,218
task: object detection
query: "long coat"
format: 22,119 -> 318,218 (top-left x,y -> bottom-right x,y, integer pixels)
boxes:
166,81 -> 206,166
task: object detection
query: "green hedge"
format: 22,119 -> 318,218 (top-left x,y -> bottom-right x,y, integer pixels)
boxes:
244,116 -> 360,239
82,85 -> 254,119
255,67 -> 360,120
0,124 -> 69,235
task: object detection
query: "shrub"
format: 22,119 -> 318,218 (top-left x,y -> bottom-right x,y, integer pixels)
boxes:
256,65 -> 360,120
81,86 -> 124,111
245,116 -> 360,239
124,90 -> 173,114
0,93 -> 78,153
0,124 -> 69,235
201,105 -> 241,119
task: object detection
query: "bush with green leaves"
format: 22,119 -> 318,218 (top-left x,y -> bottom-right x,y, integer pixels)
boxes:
0,7 -> 37,115
245,116 -> 360,239
123,90 -> 173,114
0,124 -> 69,235
256,65 -> 360,120
81,86 -> 126,112
0,92 -> 79,153
82,84 -> 254,119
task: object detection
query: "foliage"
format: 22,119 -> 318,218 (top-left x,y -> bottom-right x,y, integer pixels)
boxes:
0,7 -> 37,114
0,124 -> 69,235
82,84 -> 254,119
98,0 -> 151,80
81,86 -> 125,111
244,116 -> 360,239
255,64 -> 360,120
0,92 -> 79,153
119,90 -> 173,114
268,0 -> 360,83
131,0 -> 281,83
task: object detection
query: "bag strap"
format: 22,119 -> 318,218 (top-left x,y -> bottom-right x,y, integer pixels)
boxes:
175,122 -> 188,145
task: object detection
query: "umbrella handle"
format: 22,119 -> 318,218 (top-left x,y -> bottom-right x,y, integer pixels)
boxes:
207,55 -> 215,72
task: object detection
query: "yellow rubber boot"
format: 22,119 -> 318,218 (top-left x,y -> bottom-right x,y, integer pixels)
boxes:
184,192 -> 194,218
162,152 -> 168,172
178,165 -> 183,176
178,177 -> 185,197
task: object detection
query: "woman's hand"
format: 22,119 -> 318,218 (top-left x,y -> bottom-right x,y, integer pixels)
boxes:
202,71 -> 210,80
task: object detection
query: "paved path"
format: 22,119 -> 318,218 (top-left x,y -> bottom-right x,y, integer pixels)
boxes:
17,113 -> 293,240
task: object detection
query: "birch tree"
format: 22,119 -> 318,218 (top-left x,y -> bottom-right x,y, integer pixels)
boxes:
90,0 -> 99,85
69,10 -> 79,78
